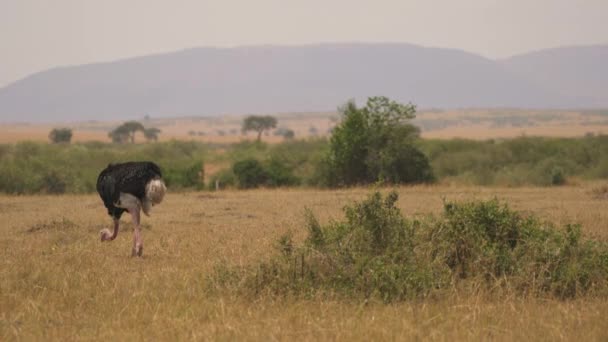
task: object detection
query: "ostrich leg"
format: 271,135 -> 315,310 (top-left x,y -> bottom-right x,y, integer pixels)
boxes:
100,218 -> 119,242
130,208 -> 143,257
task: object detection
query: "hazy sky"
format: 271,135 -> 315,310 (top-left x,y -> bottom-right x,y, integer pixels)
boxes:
1,0 -> 607,87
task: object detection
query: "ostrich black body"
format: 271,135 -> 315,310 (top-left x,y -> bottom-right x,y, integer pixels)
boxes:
96,161 -> 163,219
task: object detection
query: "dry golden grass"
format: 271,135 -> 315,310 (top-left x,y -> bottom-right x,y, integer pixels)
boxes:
2,184 -> 608,340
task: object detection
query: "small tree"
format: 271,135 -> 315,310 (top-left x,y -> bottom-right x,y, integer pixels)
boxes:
242,115 -> 278,141
108,125 -> 130,143
49,128 -> 72,144
109,121 -> 145,143
319,96 -> 433,187
144,127 -> 161,142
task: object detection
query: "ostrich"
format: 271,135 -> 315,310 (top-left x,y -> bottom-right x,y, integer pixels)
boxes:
96,161 -> 166,256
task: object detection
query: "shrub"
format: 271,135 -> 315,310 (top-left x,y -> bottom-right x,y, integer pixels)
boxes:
163,160 -> 204,189
235,191 -> 442,302
232,158 -> 299,189
211,191 -> 608,302
233,159 -> 268,189
422,135 -> 608,186
430,199 -> 608,298
49,128 -> 73,144
41,169 -> 69,194
265,158 -> 300,187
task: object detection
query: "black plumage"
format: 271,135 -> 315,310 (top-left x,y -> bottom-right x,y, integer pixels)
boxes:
96,161 -> 165,257
97,161 -> 162,219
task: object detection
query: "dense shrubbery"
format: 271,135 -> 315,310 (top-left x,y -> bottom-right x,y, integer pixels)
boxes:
422,135 -> 608,186
0,141 -> 207,194
233,159 -> 268,189
210,191 -> 608,302
232,157 -> 300,189
2,134 -> 608,194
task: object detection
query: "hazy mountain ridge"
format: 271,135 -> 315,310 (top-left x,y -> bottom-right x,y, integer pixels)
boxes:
500,45 -> 608,106
0,43 -> 606,122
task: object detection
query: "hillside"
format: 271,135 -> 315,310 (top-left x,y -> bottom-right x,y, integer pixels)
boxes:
0,43 -> 606,122
500,45 -> 608,106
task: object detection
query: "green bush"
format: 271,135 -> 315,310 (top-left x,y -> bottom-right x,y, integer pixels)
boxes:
265,158 -> 300,187
232,158 -> 300,189
318,97 -> 434,187
233,159 -> 268,189
211,191 -> 608,302
163,160 -> 204,189
49,128 -> 73,144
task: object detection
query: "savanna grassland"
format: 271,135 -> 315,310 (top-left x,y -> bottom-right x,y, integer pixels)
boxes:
3,104 -> 608,341
2,185 -> 608,341
2,109 -> 608,144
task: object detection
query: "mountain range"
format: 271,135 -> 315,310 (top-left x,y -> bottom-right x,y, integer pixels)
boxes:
0,43 -> 606,122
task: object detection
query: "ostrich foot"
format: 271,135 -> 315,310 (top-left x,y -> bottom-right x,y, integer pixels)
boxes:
100,229 -> 113,242
132,245 -> 143,257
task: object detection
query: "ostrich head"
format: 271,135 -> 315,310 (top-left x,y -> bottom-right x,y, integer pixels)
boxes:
100,228 -> 113,241
100,218 -> 119,242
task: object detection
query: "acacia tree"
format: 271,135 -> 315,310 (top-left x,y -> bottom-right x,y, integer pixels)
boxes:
49,128 -> 73,144
108,121 -> 145,143
319,96 -> 434,187
242,115 -> 277,141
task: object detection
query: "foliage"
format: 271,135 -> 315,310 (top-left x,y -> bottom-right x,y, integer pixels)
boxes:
163,160 -> 204,189
233,159 -> 268,189
421,135 -> 608,186
427,199 -> 608,298
143,127 -> 161,142
232,157 -> 300,189
49,128 -> 73,144
108,121 -> 145,143
4,134 -> 608,194
319,97 -> 434,187
265,158 -> 301,187
217,191 -> 608,302
242,115 -> 278,141
0,141 -> 208,194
